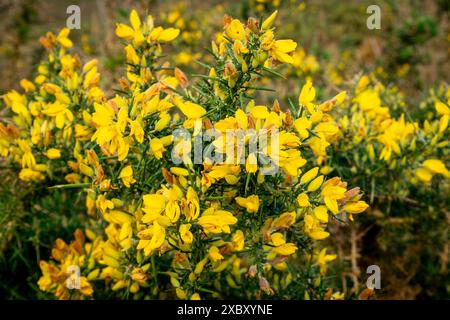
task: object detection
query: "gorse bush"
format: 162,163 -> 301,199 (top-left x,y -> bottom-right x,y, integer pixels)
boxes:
0,10 -> 369,300
0,6 -> 448,300
325,75 -> 449,298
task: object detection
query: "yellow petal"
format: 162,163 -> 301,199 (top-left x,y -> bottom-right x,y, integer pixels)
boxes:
314,206 -> 328,222
177,101 -> 206,119
159,28 -> 180,42
300,167 -> 319,184
299,80 -> 316,106
423,159 -> 448,175
307,175 -> 324,192
116,23 -> 135,39
130,9 -> 141,31
261,10 -> 278,30
274,39 -> 297,53
435,101 -> 450,116
309,230 -> 330,240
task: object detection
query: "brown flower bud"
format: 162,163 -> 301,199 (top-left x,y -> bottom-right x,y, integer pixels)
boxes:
203,118 -> 213,130
247,115 -> 256,129
132,268 -> 148,282
100,179 -> 112,191
143,68 -> 153,83
94,164 -> 105,184
224,61 -> 237,79
359,288 -> 375,300
273,99 -> 280,113
175,67 -> 188,87
247,265 -> 257,278
118,78 -> 130,91
71,55 -> 81,70
324,288 -> 333,300
223,14 -> 232,27
162,168 -> 174,184
259,276 -> 271,294
284,109 -> 294,127
247,17 -> 259,33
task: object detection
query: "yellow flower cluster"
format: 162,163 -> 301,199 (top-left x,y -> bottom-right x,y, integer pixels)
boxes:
327,75 -> 449,191
1,10 -> 367,300
38,229 -> 98,299
1,27 -> 104,184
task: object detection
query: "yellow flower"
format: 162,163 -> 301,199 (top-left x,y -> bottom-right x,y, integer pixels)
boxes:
149,27 -> 180,42
299,80 -> 316,110
317,248 -> 337,275
271,232 -> 285,246
300,167 -> 319,184
225,19 -> 246,41
296,193 -> 310,207
321,179 -> 346,214
231,230 -> 245,251
269,39 -> 297,64
270,233 -> 297,256
174,97 -> 206,119
294,117 -> 312,139
150,138 -> 165,159
155,112 -> 171,131
343,201 -> 369,214
208,246 -> 224,262
179,224 -> 193,244
42,102 -> 74,129
304,215 -> 330,240
314,206 -> 328,223
56,28 -> 73,48
182,187 -> 200,221
250,105 -> 269,119
92,102 -> 115,127
198,208 -> 237,234
307,175 -> 324,192
170,167 -> 189,176
319,91 -> 346,112
422,159 -> 449,176
176,288 -> 187,299
439,114 -> 448,133
115,9 -> 145,46
272,211 -> 296,229
19,79 -> 35,92
308,230 -> 329,240
416,159 -> 449,183
233,40 -> 249,55
191,293 -> 201,300
235,195 -> 260,213
246,153 -> 258,173
46,148 -> 61,159
261,10 -> 278,30
119,165 -> 136,188
415,167 -> 432,183
137,222 -> 166,256
273,243 -> 297,256
435,101 -> 450,116
96,195 -> 114,214
142,194 -> 166,223
165,197 -> 181,223
130,120 -> 144,143
19,168 -> 45,181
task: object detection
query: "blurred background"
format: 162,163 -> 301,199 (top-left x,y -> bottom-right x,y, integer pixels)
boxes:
1,0 -> 448,95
